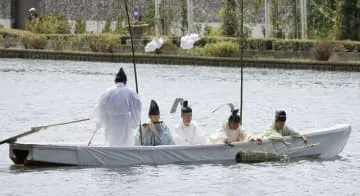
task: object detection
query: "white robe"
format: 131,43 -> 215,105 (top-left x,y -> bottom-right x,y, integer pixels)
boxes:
173,121 -> 207,145
93,82 -> 142,146
209,122 -> 253,144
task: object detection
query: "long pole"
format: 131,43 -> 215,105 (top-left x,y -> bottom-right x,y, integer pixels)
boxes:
1,118 -> 90,145
239,0 -> 244,124
124,0 -> 142,145
124,0 -> 139,93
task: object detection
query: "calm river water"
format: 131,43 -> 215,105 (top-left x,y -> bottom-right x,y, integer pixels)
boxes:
0,59 -> 359,196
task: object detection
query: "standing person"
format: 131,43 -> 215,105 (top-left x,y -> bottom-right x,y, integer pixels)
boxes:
133,7 -> 141,22
173,100 -> 207,145
93,67 -> 142,147
28,8 -> 38,22
262,110 -> 308,144
135,100 -> 175,146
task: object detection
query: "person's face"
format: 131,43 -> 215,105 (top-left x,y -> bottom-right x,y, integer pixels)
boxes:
228,121 -> 240,130
149,115 -> 160,123
182,112 -> 192,126
274,120 -> 285,130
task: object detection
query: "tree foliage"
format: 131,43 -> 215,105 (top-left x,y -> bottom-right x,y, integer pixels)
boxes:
223,0 -> 238,37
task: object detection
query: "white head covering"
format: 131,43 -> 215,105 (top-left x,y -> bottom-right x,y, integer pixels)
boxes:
29,8 -> 36,12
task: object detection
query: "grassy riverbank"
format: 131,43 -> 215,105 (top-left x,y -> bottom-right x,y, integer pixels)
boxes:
1,27 -> 360,71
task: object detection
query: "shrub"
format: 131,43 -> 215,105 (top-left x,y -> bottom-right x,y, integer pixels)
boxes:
113,16 -> 127,34
88,34 -> 120,53
22,34 -> 47,49
71,35 -> 88,51
313,40 -> 333,61
0,28 -> 32,48
47,35 -> 69,50
341,40 -> 360,52
26,14 -> 71,34
0,24 -> 4,29
203,24 -> 222,36
3,35 -> 19,48
74,18 -> 86,34
102,18 -> 111,33
191,41 -> 239,57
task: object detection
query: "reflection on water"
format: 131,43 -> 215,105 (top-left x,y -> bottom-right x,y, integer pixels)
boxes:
0,58 -> 359,195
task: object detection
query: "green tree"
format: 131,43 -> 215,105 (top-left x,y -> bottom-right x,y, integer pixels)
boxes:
335,0 -> 360,40
223,0 -> 238,37
308,0 -> 336,39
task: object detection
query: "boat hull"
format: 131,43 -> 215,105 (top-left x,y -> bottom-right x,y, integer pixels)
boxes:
9,124 -> 351,167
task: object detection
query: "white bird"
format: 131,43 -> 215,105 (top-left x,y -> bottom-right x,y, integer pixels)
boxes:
180,33 -> 200,50
144,37 -> 165,53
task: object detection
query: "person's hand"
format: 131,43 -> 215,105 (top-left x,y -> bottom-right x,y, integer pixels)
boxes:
250,138 -> 263,145
255,138 -> 263,145
224,138 -> 232,144
224,139 -> 234,146
149,123 -> 160,138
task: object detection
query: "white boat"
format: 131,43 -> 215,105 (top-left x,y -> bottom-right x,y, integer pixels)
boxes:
8,124 -> 351,167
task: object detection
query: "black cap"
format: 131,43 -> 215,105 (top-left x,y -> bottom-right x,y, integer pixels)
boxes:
149,100 -> 160,116
114,67 -> 127,84
275,110 -> 286,122
181,100 -> 192,113
228,109 -> 241,123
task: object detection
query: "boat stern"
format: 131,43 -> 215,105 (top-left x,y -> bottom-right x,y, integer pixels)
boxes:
9,143 -> 32,165
9,143 -> 76,166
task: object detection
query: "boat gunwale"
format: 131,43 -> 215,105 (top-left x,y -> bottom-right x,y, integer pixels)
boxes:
8,124 -> 351,150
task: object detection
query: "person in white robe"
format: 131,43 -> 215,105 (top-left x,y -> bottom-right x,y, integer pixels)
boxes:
262,110 -> 307,144
209,109 -> 262,145
173,100 -> 207,145
93,67 -> 142,147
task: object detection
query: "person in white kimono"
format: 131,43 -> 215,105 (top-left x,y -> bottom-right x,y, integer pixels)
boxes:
173,100 -> 207,145
262,110 -> 307,144
209,109 -> 262,145
93,67 -> 142,147
135,100 -> 175,146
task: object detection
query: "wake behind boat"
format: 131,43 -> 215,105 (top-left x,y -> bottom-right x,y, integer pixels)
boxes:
8,124 -> 350,167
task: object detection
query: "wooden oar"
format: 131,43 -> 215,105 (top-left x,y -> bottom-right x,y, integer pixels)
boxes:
0,118 -> 90,145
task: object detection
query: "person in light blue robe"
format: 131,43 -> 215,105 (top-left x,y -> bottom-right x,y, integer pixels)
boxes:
135,100 -> 175,146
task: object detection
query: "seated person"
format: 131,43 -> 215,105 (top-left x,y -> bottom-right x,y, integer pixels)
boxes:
173,100 -> 207,145
135,100 -> 175,146
262,110 -> 307,144
209,109 -> 262,145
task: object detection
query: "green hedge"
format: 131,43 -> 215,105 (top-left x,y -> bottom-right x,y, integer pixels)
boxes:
194,36 -> 360,52
2,28 -> 360,54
